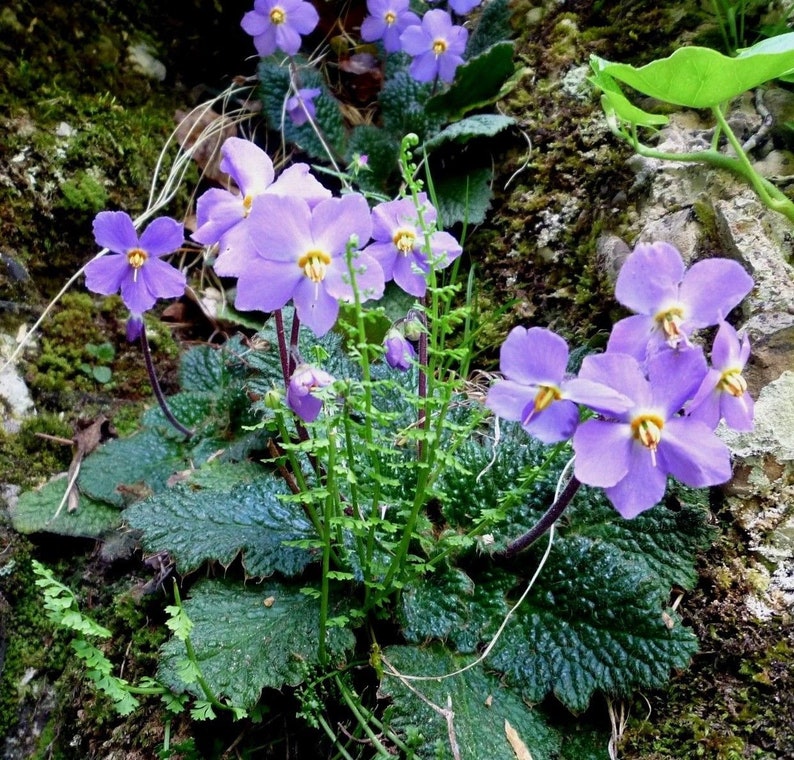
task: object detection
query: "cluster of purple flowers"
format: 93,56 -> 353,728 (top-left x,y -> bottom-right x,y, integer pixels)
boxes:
82,136 -> 463,421
240,0 -> 476,87
486,241 -> 755,519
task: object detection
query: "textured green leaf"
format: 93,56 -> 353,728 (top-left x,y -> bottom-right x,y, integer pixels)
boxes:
592,32 -> 794,108
78,428 -> 187,507
381,645 -> 562,760
427,42 -> 516,118
487,537 -> 699,712
346,124 -> 400,194
257,57 -> 347,160
178,344 -> 228,393
10,477 -> 121,537
433,167 -> 493,227
381,68 -> 444,143
423,114 -> 515,152
124,463 -> 316,577
158,580 -> 355,708
466,0 -> 514,59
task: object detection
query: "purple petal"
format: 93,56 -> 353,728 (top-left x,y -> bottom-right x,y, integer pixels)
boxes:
323,251 -> 385,302
562,377 -> 634,417
606,314 -> 656,361
722,392 -> 754,431
648,346 -> 707,416
679,259 -> 753,327
138,217 -> 184,257
311,194 -> 372,255
84,254 -> 130,296
126,315 -> 143,342
409,52 -> 440,83
286,0 -> 320,33
93,211 -> 139,253
604,447 -> 668,518
498,327 -> 568,387
293,279 -> 339,336
437,52 -> 464,83
658,418 -> 732,487
220,138 -> 274,197
428,230 -> 462,269
362,241 -> 398,280
614,241 -> 684,315
523,399 -> 580,444
193,188 -> 245,245
422,8 -> 454,37
485,380 -> 538,422
212,219 -> 261,277
392,253 -> 429,297
120,271 -> 157,314
248,195 -> 314,261
573,419 -> 632,487
275,24 -> 303,55
252,28 -> 278,56
361,16 -> 387,42
269,163 -> 332,207
235,260 -> 302,312
139,257 -> 187,300
241,9 -> 268,36
578,352 -> 650,410
710,320 -> 746,369
399,25 -> 430,56
686,369 -> 723,429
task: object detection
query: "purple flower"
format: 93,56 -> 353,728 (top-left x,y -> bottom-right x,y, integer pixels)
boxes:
384,329 -> 416,371
192,137 -> 330,276
235,192 -> 382,336
572,349 -> 732,518
241,0 -> 319,57
448,0 -> 482,13
287,364 -> 334,422
85,212 -> 186,334
687,321 -> 754,431
286,87 -> 321,126
485,327 -> 633,444
607,241 -> 754,362
362,193 -> 462,297
361,0 -> 421,53
399,9 -> 468,83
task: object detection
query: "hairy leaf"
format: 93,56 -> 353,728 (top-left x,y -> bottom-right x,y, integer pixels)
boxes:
158,580 -> 355,708
466,0 -> 514,58
381,68 -> 444,143
124,463 -> 316,578
10,478 -> 121,537
433,167 -> 493,227
380,645 -> 562,760
487,537 -> 699,712
423,114 -> 515,152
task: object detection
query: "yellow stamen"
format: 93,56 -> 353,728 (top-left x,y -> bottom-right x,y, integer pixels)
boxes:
432,38 -> 447,56
298,249 -> 331,283
718,368 -> 747,397
630,413 -> 664,467
270,7 -> 286,24
242,194 -> 254,217
654,306 -> 684,345
384,10 -> 396,25
127,248 -> 147,282
522,384 -> 562,425
392,228 -> 416,254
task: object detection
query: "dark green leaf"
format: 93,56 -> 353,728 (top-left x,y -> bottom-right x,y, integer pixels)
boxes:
427,42 -> 516,119
124,463 -> 316,577
487,537 -> 699,712
10,478 -> 121,537
78,429 -> 187,507
179,345 -> 228,393
433,167 -> 493,227
381,69 -> 445,143
158,580 -> 355,708
423,114 -> 515,152
381,645 -> 562,760
466,0 -> 514,59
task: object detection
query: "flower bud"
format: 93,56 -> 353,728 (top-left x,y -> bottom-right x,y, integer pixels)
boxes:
287,364 -> 334,422
384,329 -> 416,371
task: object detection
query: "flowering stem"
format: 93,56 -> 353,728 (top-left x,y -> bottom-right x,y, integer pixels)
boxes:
274,309 -> 290,389
497,476 -> 581,559
139,329 -> 193,439
289,310 -> 301,376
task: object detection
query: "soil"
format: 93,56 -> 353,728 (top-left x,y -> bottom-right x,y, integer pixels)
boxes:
1,0 -> 792,758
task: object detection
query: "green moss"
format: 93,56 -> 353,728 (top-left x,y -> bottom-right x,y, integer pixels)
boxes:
59,170 -> 109,214
0,414 -> 74,490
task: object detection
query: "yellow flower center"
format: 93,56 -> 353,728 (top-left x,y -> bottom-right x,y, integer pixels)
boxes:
384,10 -> 396,25
270,7 -> 286,24
242,194 -> 254,217
298,249 -> 331,283
393,228 -> 416,254
631,413 -> 664,466
432,38 -> 447,55
127,248 -> 147,281
522,384 -> 561,425
654,306 -> 684,345
718,368 -> 747,397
